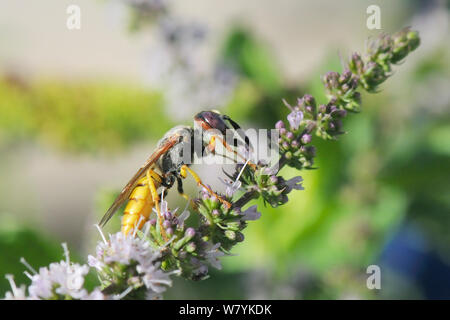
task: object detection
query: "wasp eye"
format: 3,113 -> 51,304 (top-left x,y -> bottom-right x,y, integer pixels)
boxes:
195,111 -> 228,134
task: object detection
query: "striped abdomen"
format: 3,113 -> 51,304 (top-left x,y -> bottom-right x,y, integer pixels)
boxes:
121,176 -> 160,235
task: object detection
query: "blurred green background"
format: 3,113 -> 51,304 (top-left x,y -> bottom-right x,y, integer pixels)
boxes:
0,0 -> 449,299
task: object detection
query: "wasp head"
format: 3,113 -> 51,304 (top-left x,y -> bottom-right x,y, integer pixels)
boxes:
194,110 -> 252,153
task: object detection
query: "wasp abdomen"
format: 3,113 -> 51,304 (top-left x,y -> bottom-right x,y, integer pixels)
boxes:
121,177 -> 158,235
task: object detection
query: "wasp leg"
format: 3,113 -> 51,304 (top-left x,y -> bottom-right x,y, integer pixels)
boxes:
207,135 -> 244,164
209,135 -> 256,170
208,135 -> 216,153
148,169 -> 163,184
180,164 -> 232,209
146,169 -> 168,241
176,176 -> 198,210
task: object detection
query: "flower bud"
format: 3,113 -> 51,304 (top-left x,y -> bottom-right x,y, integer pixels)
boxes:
163,220 -> 171,229
212,209 -> 220,217
340,69 -> 352,83
341,83 -> 349,92
202,192 -> 210,200
302,94 -> 316,107
318,104 -> 327,114
185,228 -> 196,239
286,131 -> 295,140
301,134 -> 312,144
269,175 -> 278,184
178,251 -> 187,259
164,211 -> 172,220
275,120 -> 285,129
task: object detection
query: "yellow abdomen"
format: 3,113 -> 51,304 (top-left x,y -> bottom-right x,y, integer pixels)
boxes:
121,176 -> 160,235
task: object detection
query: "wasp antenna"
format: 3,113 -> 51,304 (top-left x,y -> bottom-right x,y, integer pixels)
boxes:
222,115 -> 253,151
221,167 -> 235,180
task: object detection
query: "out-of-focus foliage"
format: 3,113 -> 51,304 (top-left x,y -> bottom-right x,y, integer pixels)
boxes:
222,27 -> 301,129
221,27 -> 283,95
0,76 -> 171,153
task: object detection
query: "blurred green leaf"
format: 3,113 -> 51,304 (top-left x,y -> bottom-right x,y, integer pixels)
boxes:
221,27 -> 283,95
0,76 -> 172,153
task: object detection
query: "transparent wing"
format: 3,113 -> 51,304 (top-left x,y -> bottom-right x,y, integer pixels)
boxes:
98,135 -> 179,227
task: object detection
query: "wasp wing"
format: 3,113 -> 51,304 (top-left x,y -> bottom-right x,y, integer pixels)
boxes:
99,135 -> 179,227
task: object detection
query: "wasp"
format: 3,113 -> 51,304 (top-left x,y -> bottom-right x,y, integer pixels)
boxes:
99,110 -> 252,239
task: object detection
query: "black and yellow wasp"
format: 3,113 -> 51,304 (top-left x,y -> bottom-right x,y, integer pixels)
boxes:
99,110 -> 251,239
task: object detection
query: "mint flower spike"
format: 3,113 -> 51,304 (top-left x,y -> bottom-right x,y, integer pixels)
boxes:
88,230 -> 174,300
349,27 -> 420,93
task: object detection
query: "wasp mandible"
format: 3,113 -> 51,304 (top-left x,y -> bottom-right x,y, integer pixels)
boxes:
99,110 -> 252,239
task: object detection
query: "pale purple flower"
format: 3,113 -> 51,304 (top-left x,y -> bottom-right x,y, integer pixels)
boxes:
204,242 -> 225,270
81,288 -> 106,300
190,258 -> 209,279
24,243 -> 99,300
44,261 -> 89,299
287,110 -> 303,130
28,267 -> 53,299
88,232 -> 157,269
176,209 -> 190,230
219,177 -> 242,198
220,160 -> 252,197
241,205 -> 261,221
137,262 -> 175,294
285,176 -> 304,192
